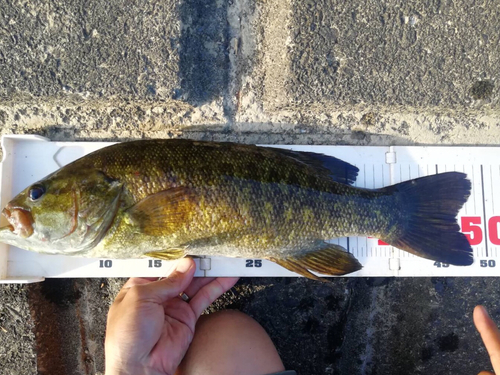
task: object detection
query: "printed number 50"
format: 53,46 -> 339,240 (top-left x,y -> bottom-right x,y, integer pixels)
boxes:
480,260 -> 496,268
246,259 -> 262,267
461,216 -> 500,245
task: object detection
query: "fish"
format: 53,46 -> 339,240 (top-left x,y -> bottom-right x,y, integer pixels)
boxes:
0,139 -> 473,280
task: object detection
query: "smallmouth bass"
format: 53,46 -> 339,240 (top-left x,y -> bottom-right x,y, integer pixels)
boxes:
0,140 -> 473,280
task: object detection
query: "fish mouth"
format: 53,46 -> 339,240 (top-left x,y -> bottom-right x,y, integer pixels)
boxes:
2,205 -> 34,238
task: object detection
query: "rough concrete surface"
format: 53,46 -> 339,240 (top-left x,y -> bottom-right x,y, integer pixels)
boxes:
0,0 -> 499,374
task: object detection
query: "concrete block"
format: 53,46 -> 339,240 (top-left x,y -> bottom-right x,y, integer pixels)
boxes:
0,284 -> 36,375
236,0 -> 500,144
0,0 -> 230,103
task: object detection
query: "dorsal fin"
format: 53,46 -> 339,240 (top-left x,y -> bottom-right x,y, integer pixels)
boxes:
268,148 -> 359,185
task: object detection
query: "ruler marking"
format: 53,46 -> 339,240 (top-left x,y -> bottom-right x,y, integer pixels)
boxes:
491,165 -> 495,216
472,165 -> 477,214
347,237 -> 350,254
353,164 -> 358,187
481,165 -> 489,257
363,164 -> 366,187
463,165 -> 468,215
373,164 -> 375,188
435,164 -> 438,174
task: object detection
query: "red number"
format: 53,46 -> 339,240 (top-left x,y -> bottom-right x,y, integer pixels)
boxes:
461,216 -> 483,245
368,237 -> 389,246
488,216 -> 500,245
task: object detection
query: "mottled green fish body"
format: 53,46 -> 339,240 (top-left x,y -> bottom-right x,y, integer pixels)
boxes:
0,140 -> 473,279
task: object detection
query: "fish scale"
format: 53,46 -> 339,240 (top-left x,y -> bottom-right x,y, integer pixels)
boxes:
0,139 -> 473,280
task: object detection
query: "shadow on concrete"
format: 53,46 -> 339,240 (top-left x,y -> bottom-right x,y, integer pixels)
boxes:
27,278 -> 112,375
211,276 -> 495,375
177,0 -> 229,106
181,127 -> 416,146
26,120 -> 500,147
27,279 -> 86,375
33,123 -> 418,146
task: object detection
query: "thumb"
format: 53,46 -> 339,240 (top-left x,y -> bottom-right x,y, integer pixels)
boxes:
132,258 -> 196,303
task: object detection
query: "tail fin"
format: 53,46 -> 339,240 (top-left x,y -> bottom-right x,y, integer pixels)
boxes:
380,172 -> 473,266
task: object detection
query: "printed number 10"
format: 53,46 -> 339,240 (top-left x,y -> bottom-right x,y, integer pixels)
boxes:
99,260 -> 112,268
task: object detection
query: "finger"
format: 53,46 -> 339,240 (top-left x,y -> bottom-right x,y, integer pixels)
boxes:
189,277 -> 239,318
478,371 -> 495,375
182,277 -> 216,299
125,258 -> 196,304
124,277 -> 159,288
474,305 -> 500,374
114,277 -> 160,303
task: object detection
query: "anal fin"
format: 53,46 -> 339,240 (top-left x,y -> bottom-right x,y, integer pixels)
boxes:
269,242 -> 362,281
144,248 -> 186,261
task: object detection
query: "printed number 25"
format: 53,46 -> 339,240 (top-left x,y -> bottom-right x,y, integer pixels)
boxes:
246,259 -> 262,267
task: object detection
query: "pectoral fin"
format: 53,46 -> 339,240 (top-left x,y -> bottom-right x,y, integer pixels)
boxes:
127,186 -> 198,236
144,248 -> 186,260
269,242 -> 362,281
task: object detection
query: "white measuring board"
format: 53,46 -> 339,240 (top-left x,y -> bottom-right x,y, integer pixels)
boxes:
0,135 -> 498,283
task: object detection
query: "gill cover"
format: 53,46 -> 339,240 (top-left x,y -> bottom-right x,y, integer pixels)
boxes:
0,169 -> 123,254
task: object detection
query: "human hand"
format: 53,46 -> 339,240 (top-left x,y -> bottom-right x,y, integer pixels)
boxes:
105,258 -> 239,375
474,305 -> 500,375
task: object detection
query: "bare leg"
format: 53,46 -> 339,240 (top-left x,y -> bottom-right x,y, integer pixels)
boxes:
175,310 -> 286,375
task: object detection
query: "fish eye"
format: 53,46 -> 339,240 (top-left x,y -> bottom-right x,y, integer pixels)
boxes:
28,185 -> 46,201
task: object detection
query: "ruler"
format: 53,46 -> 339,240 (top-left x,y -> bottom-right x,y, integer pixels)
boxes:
0,135 -> 497,283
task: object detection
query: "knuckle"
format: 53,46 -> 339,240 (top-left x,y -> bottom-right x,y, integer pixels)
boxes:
126,285 -> 145,300
164,273 -> 184,289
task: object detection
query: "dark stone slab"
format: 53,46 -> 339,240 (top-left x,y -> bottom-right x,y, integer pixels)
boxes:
212,277 -> 497,375
0,0 -> 229,105
0,284 -> 36,375
285,0 -> 500,108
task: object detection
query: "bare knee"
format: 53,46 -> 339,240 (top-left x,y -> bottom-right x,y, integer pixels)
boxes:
176,310 -> 285,375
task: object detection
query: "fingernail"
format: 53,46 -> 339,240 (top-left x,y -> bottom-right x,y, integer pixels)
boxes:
176,259 -> 193,274
478,305 -> 490,318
